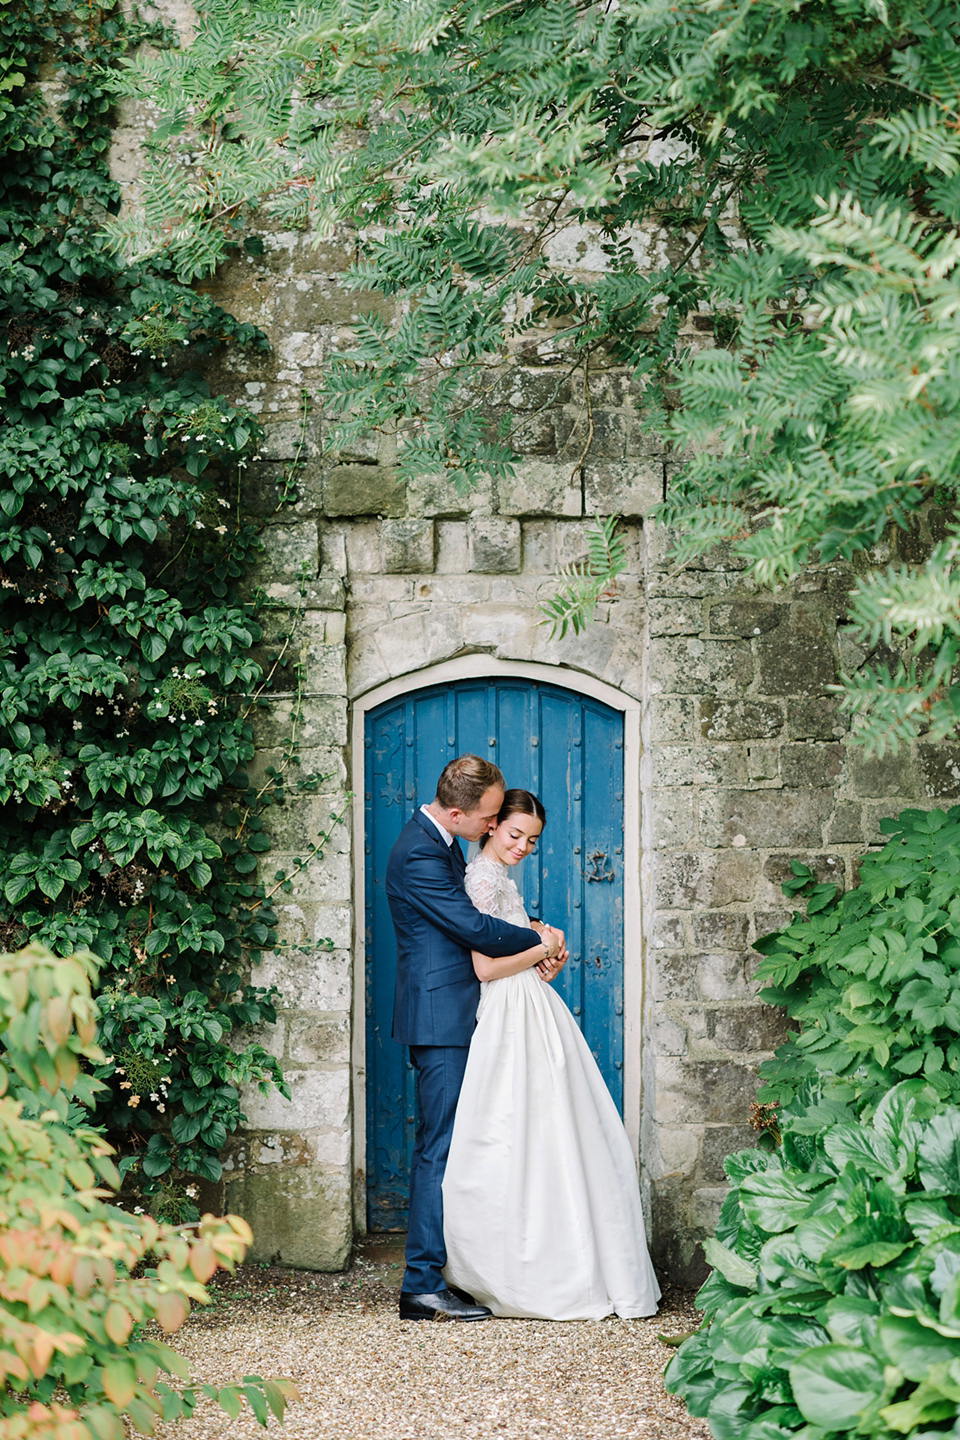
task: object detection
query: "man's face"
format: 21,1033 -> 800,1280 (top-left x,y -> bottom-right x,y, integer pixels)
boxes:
453,785 -> 505,842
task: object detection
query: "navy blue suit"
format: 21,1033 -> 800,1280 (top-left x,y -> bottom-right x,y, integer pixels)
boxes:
387,809 -> 538,1293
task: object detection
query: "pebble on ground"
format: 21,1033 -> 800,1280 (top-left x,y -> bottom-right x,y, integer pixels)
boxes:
153,1237 -> 710,1440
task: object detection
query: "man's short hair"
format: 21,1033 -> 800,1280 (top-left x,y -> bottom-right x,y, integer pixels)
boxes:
435,754 -> 505,812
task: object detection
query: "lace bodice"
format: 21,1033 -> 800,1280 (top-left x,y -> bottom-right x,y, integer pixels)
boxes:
465,850 -> 530,928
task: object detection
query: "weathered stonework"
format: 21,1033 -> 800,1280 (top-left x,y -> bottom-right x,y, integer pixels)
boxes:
110,57 -> 952,1283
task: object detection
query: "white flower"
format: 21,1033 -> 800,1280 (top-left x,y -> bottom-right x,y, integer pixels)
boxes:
72,721 -> 82,731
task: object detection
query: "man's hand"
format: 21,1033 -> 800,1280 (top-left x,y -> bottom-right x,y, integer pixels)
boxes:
535,925 -> 568,983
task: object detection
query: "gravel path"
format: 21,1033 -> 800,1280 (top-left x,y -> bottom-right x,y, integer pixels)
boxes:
155,1236 -> 709,1440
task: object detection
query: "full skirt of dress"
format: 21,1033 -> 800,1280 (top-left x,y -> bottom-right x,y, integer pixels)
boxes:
442,968 -> 661,1320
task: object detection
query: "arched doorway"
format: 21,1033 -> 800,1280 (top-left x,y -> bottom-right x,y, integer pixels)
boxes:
362,673 -> 627,1229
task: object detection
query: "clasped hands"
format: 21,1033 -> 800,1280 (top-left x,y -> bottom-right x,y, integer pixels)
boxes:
531,921 -> 568,983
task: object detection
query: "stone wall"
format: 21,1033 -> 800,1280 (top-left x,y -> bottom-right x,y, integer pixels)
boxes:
110,81 -> 949,1279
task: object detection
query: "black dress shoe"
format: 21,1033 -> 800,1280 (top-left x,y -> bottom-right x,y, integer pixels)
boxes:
399,1288 -> 493,1321
447,1284 -> 479,1305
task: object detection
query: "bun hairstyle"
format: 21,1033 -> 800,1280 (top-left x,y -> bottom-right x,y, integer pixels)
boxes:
479,788 -> 546,847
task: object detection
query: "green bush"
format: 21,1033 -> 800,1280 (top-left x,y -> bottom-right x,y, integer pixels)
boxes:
665,1080 -> 960,1440
666,806 -> 960,1440
0,943 -> 296,1440
754,807 -> 960,1120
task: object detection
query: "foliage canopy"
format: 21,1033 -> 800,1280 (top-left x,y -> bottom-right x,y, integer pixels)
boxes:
115,0 -> 960,750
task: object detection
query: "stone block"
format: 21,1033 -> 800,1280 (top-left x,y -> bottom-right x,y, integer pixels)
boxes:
708,601 -> 785,637
849,747 -> 920,798
657,1126 -> 701,1174
342,522 -> 384,574
651,1005 -> 689,1056
652,915 -> 686,950
919,745 -> 960,799
647,637 -> 755,697
649,1174 -> 710,1288
697,952 -> 755,1002
253,950 -> 351,1011
756,603 -> 837,695
495,369 -> 574,411
468,516 -> 521,572
780,742 -> 845,788
646,697 -> 697,745
691,1186 -> 729,1232
300,640 -> 347,697
656,950 -> 700,1002
240,1067 -> 349,1131
753,911 -> 795,945
251,695 -> 347,751
434,521 -> 470,572
706,1006 -> 792,1052
519,520 -> 557,574
259,418 -> 323,460
648,745 -> 747,787
407,470 -> 494,519
786,696 -> 847,740
584,460 -> 662,519
691,912 -> 750,950
380,519 -> 436,574
825,801 -> 864,844
324,465 -> 406,517
253,523 -> 319,581
656,1056 -> 759,1125
497,460 -> 582,517
225,1168 -> 352,1271
653,851 -> 758,908
647,598 -> 703,636
700,788 -> 834,849
380,605 -> 465,678
645,789 -> 696,847
701,699 -> 784,741
747,744 -> 779,781
700,1126 -> 758,1182
287,1017 -> 350,1065
762,853 -> 844,891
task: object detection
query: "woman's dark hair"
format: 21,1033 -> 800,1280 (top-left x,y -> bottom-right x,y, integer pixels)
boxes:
480,788 -> 546,846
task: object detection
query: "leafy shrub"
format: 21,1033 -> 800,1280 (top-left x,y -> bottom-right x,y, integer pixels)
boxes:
0,0 -> 344,1202
665,1079 -> 960,1440
0,943 -> 297,1439
754,807 -> 960,1121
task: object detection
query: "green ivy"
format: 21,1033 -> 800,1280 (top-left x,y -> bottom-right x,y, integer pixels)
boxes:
752,807 -> 960,1122
0,0 -> 308,1209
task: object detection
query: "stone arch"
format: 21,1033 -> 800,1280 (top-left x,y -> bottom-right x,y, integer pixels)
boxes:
349,655 -> 645,1226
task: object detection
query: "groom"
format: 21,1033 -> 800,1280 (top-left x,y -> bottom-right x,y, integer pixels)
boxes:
387,753 -> 563,1321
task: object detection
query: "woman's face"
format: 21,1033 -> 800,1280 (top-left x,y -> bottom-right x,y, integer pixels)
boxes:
487,810 -> 543,867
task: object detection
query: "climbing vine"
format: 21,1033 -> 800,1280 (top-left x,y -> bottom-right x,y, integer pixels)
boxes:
0,0 -> 317,1215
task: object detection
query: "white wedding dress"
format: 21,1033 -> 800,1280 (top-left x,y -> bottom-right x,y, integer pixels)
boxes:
442,850 -> 661,1320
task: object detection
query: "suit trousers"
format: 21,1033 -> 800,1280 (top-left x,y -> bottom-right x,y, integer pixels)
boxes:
402,1043 -> 470,1295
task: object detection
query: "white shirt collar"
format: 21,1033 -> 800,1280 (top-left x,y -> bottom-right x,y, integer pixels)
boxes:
420,804 -> 454,846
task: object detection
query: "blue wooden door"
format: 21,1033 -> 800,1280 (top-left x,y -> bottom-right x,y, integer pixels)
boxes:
364,678 -> 624,1229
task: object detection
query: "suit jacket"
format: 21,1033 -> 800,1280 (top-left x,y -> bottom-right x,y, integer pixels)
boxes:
388,809 -> 539,1046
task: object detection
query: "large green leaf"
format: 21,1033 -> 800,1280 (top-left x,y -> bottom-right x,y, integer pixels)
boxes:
704,1237 -> 759,1291
821,1216 -> 912,1271
788,1346 -> 885,1429
823,1125 -> 897,1176
739,1171 -> 833,1234
919,1111 -> 960,1194
879,1315 -> 960,1379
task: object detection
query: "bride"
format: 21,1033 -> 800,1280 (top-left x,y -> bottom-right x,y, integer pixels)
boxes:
442,789 -> 661,1321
